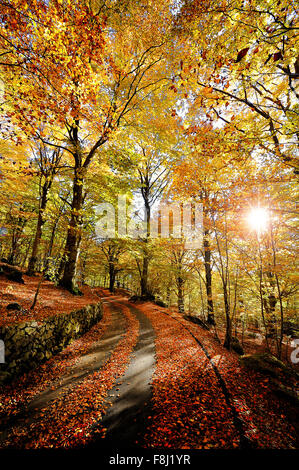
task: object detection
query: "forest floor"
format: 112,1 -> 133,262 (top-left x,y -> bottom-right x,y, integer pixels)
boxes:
0,270 -> 102,327
0,284 -> 298,449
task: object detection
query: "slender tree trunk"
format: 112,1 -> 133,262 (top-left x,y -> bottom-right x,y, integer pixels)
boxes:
166,285 -> 171,307
30,272 -> 45,310
140,202 -> 150,297
80,255 -> 87,285
44,218 -> 58,276
223,283 -> 232,349
60,167 -> 84,293
141,255 -> 149,296
56,235 -> 67,279
109,262 -> 116,292
198,274 -> 205,320
257,235 -> 271,351
269,222 -> 284,359
204,230 -> 215,324
177,276 -> 184,313
8,229 -> 18,264
275,276 -> 284,359
21,235 -> 33,268
165,286 -> 170,307
27,183 -> 49,275
231,269 -> 239,336
213,211 -> 232,350
8,214 -> 25,265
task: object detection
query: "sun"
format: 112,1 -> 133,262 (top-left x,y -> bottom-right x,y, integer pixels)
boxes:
247,207 -> 269,233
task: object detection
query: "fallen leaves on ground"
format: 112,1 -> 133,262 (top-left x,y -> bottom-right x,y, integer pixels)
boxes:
0,275 -> 107,327
0,295 -> 111,422
139,303 -> 239,449
140,304 -> 297,449
1,300 -> 139,448
1,294 -> 297,449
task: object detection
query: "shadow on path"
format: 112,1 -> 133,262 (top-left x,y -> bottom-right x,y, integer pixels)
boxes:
87,301 -> 156,448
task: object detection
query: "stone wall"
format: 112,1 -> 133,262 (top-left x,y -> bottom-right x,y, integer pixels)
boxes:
0,302 -> 102,384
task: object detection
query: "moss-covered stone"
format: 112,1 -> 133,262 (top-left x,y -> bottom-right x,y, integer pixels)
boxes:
273,383 -> 299,406
184,314 -> 210,330
231,337 -> 244,355
239,352 -> 298,379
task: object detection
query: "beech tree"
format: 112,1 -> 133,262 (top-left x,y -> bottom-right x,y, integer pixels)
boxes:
174,0 -> 299,173
0,0 -> 297,363
99,240 -> 125,292
0,0 -> 173,292
27,143 -> 62,275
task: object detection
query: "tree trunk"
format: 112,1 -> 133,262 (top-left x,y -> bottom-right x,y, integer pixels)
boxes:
59,169 -> 84,293
204,230 -> 215,324
21,235 -> 33,268
44,218 -> 58,277
140,255 -> 149,297
27,183 -> 49,275
109,262 -> 116,292
8,229 -> 18,265
140,202 -> 150,297
8,214 -> 25,265
177,276 -> 184,313
223,284 -> 232,349
166,285 -> 171,306
198,274 -> 206,320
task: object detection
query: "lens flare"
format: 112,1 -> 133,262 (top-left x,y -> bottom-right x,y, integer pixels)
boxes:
247,207 -> 269,232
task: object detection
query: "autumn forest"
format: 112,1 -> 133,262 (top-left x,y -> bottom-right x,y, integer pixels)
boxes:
0,0 -> 298,453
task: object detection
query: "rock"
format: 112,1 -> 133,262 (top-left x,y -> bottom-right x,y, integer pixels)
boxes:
141,293 -> 155,301
24,326 -> 36,335
0,262 -> 25,283
247,332 -> 257,339
7,270 -> 24,284
282,320 -> 299,337
129,293 -> 156,303
207,314 -> 216,326
70,286 -> 83,296
0,371 -> 11,383
239,352 -> 298,379
231,337 -> 244,355
184,314 -> 210,330
8,360 -> 17,369
155,300 -> 167,308
273,383 -> 299,406
6,303 -> 22,311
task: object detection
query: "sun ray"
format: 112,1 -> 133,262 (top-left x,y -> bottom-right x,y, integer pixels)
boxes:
247,207 -> 269,233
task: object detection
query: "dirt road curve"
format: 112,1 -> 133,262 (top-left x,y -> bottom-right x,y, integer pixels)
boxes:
0,294 -> 297,449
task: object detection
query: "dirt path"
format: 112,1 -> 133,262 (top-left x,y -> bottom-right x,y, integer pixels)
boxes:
0,297 -> 127,443
0,296 -> 156,448
0,294 -> 297,449
28,298 -> 126,411
87,301 -> 156,448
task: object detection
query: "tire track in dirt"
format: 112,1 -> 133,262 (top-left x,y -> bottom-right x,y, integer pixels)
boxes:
87,299 -> 156,448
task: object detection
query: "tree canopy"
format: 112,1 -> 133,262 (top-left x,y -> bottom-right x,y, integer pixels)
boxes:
0,0 -> 298,354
